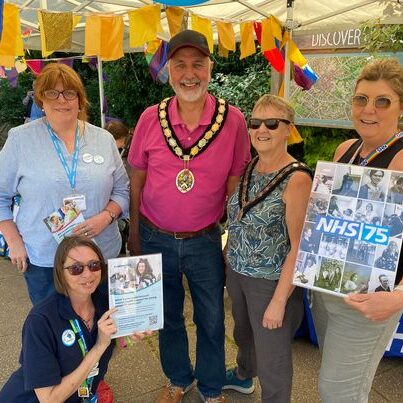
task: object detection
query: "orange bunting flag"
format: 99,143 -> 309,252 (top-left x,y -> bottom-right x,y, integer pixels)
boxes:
260,18 -> 276,52
288,39 -> 307,67
191,15 -> 213,53
216,21 -> 235,57
39,11 -> 73,58
270,16 -> 283,42
239,22 -> 256,60
128,5 -> 162,48
0,4 -> 24,67
85,15 -> 124,61
166,7 -> 185,37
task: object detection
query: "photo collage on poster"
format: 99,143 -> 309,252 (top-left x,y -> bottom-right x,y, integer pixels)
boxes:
293,161 -> 403,297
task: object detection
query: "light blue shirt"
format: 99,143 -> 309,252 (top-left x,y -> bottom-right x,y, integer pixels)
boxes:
30,102 -> 44,120
0,118 -> 129,266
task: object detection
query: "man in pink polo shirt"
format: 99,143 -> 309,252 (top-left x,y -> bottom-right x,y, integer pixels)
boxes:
128,30 -> 250,403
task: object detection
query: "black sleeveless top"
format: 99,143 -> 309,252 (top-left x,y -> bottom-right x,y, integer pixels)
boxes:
338,138 -> 403,285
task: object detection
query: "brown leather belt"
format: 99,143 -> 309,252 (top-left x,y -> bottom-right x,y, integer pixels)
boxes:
140,214 -> 218,240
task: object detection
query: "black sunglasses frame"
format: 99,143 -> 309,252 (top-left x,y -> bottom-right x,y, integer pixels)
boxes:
248,118 -> 291,130
63,260 -> 104,276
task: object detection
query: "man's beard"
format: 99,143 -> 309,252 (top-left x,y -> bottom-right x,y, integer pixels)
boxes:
170,79 -> 209,103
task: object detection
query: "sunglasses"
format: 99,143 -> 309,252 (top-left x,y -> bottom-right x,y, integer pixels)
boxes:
352,95 -> 399,109
248,118 -> 290,130
64,260 -> 103,276
44,89 -> 78,101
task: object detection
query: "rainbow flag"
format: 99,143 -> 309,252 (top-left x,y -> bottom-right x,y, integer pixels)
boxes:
254,21 -> 284,73
149,40 -> 168,84
293,64 -> 318,90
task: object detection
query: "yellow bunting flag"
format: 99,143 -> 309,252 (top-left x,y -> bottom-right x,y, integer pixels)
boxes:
239,22 -> 256,60
166,7 -> 185,37
0,4 -> 24,65
288,126 -> 303,145
128,5 -> 162,48
261,18 -> 276,52
146,39 -> 161,55
270,16 -> 283,41
218,44 -> 228,58
288,39 -> 307,67
277,83 -> 303,144
39,11 -> 73,58
216,21 -> 235,54
0,55 -> 15,68
85,15 -> 124,61
191,15 -> 213,53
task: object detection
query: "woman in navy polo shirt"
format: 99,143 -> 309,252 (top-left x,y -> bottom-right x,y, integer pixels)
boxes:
0,235 -> 147,403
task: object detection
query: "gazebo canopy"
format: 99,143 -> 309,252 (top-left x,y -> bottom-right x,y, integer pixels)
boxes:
10,0 -> 403,53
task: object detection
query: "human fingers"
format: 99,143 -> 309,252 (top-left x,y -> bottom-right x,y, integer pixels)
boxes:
98,308 -> 118,322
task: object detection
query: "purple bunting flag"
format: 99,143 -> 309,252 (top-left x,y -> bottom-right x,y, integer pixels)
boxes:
0,0 -> 4,43
5,67 -> 18,88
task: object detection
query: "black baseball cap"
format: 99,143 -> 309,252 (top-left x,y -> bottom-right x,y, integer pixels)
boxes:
167,30 -> 211,59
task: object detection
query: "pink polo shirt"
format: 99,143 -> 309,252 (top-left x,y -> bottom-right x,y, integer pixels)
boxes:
128,93 -> 251,232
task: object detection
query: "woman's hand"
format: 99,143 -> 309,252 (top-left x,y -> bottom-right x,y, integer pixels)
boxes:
73,211 -> 111,239
8,239 -> 28,272
262,299 -> 286,330
96,308 -> 118,349
129,330 -> 153,343
345,291 -> 403,322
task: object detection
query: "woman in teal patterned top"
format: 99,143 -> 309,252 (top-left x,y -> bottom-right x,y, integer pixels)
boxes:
223,95 -> 312,402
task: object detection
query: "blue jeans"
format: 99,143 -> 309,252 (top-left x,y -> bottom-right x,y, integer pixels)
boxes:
140,221 -> 226,398
23,261 -> 55,305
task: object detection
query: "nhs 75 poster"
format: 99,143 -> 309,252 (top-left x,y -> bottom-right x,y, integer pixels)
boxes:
293,161 -> 402,297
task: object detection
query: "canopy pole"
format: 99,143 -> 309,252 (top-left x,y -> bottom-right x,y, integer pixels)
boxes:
97,56 -> 106,128
284,0 -> 294,101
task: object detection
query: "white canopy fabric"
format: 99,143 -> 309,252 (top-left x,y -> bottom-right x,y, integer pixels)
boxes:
9,0 -> 403,53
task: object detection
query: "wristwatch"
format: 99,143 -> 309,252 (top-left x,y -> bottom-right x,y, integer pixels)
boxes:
104,208 -> 117,223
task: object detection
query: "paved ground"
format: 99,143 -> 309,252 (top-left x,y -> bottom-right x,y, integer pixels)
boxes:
0,257 -> 402,402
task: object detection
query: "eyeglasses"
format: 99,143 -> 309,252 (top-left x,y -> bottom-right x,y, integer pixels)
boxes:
43,89 -> 78,101
248,118 -> 290,130
64,260 -> 103,276
352,95 -> 399,109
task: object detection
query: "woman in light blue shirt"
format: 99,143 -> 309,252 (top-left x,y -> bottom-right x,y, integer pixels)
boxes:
0,63 -> 129,304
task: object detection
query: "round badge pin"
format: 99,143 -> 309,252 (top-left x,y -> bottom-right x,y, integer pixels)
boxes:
82,153 -> 93,163
94,155 -> 105,164
62,329 -> 76,347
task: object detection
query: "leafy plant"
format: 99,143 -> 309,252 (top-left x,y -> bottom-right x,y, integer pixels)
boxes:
360,20 -> 403,54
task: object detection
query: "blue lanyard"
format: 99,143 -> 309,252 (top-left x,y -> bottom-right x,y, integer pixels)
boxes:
47,122 -> 80,191
69,319 -> 97,402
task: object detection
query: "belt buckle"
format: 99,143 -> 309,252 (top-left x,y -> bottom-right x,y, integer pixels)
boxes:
174,232 -> 186,240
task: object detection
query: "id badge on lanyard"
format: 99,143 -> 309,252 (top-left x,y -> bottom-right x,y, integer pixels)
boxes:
47,123 -> 87,211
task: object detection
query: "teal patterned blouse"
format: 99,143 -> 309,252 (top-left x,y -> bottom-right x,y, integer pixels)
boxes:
227,168 -> 292,280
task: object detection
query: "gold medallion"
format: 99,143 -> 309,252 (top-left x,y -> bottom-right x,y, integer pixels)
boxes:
158,96 -> 228,194
176,169 -> 195,193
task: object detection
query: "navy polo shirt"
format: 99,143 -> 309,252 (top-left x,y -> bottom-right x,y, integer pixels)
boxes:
0,290 -> 113,403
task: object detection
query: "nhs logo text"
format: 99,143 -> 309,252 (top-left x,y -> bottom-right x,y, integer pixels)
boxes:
314,216 -> 390,245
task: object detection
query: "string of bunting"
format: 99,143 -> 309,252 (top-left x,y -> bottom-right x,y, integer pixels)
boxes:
0,2 -> 317,89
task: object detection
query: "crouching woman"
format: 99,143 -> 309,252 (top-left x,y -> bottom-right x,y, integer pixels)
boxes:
0,235 -> 149,402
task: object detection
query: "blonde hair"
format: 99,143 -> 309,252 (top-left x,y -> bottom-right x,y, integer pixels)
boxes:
355,58 -> 403,102
252,94 -> 295,123
34,63 -> 89,121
